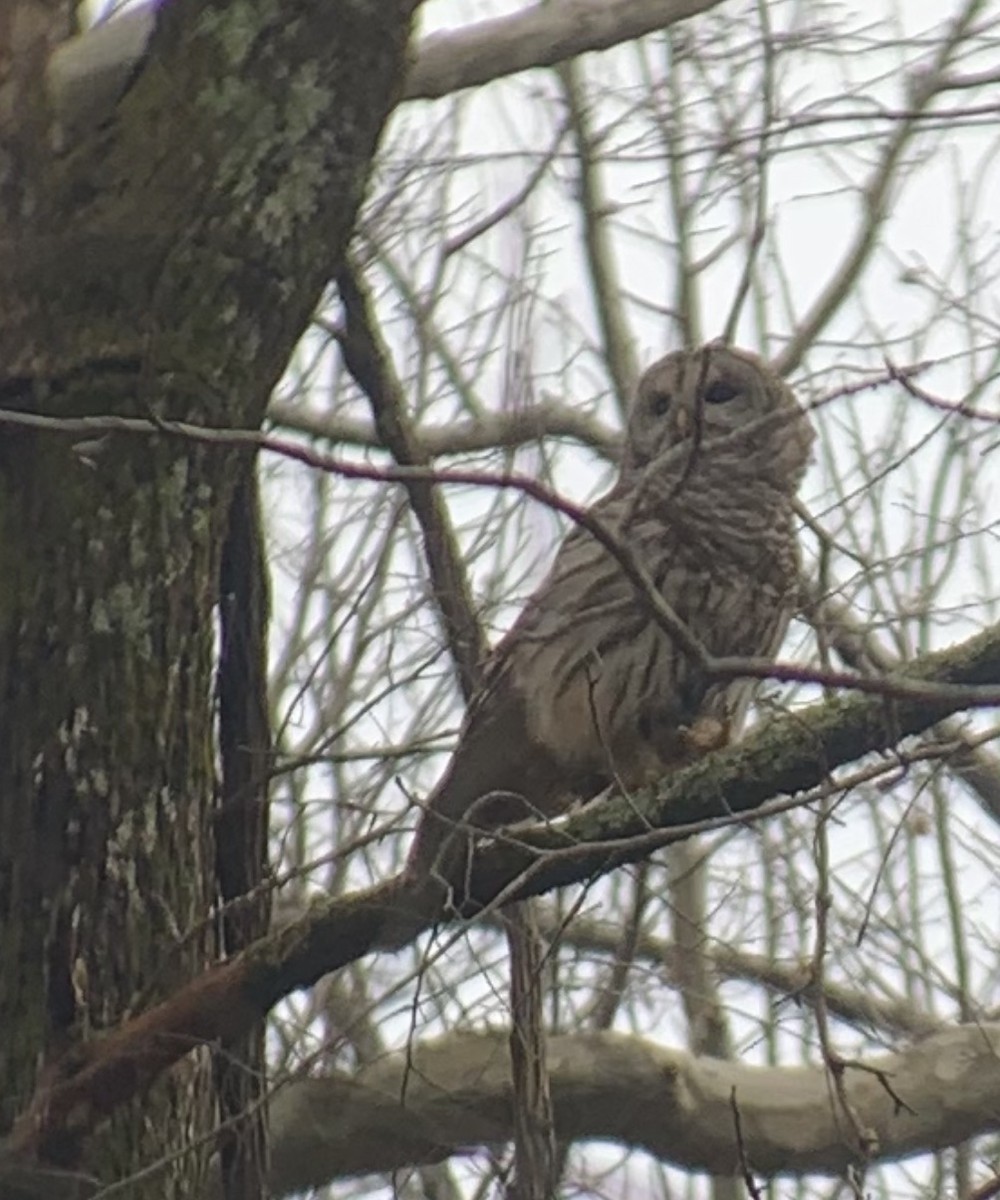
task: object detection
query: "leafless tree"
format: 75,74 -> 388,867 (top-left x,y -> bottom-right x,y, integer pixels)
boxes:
2,1 -> 1000,1199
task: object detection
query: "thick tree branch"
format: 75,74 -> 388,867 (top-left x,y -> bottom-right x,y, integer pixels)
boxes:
808,583 -> 1000,826
3,618 -> 1000,1169
261,1024 -> 1000,1192
406,0 -> 724,100
46,1 -> 726,133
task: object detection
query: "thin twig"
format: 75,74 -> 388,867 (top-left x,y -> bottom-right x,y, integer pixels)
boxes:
6,404 -> 1000,707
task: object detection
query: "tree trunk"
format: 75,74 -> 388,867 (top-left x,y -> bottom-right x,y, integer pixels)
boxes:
0,397 -> 231,1194
0,0 -> 418,1192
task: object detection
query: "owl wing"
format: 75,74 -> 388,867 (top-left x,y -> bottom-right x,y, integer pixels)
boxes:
405,494 -> 634,874
406,486 -> 798,877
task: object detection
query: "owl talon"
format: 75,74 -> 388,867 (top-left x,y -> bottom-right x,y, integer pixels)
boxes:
678,716 -> 730,757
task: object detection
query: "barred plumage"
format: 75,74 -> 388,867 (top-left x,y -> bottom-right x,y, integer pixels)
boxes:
404,343 -> 815,879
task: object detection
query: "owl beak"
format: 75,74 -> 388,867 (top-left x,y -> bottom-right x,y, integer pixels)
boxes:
674,406 -> 690,438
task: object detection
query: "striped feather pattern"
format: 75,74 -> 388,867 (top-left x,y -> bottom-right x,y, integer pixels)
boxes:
405,344 -> 814,877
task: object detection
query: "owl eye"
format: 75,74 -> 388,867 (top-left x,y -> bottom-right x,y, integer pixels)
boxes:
703,380 -> 739,405
649,390 -> 672,416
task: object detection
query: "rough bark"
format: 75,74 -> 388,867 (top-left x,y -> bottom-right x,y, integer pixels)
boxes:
0,0 -> 417,1194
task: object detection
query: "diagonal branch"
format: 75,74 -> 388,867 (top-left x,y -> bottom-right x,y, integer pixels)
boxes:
2,617 -> 999,1169
336,263 -> 487,701
405,0 -> 725,100
46,0 -> 728,136
774,0 -> 988,377
336,264 -> 556,1200
807,581 -> 1000,826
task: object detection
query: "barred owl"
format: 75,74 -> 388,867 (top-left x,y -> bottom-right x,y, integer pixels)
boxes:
404,343 -> 814,882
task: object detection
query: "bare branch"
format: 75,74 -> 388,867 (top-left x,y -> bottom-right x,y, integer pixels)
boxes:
336,263 -> 487,700
526,907 -> 941,1038
45,0 -> 728,134
267,397 -> 621,461
262,1024 -> 1000,1191
5,614 -> 1000,1165
807,582 -> 1000,825
555,57 -> 639,418
506,904 -> 558,1200
405,0 -> 726,101
774,0 -> 988,377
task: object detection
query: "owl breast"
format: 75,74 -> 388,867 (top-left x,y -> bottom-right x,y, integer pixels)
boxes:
514,524 -> 798,793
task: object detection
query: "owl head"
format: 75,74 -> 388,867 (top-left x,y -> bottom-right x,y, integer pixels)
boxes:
622,344 -> 815,492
